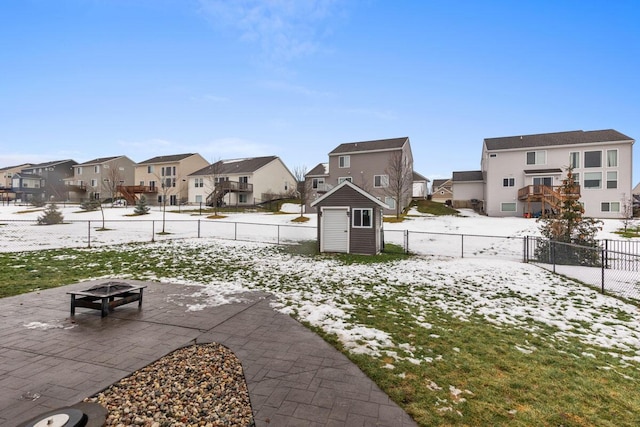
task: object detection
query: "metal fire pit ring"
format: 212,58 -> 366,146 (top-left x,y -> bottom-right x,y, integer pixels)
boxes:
17,407 -> 86,427
68,281 -> 147,317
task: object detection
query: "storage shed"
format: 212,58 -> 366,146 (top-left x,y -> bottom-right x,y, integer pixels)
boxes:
310,180 -> 389,255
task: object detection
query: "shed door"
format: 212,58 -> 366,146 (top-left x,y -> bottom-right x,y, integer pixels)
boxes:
321,207 -> 349,253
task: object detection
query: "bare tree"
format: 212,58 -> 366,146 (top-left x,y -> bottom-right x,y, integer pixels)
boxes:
292,165 -> 310,217
384,151 -> 413,219
621,193 -> 635,232
101,164 -> 125,206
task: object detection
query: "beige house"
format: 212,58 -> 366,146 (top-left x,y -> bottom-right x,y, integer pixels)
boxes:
129,153 -> 209,206
65,156 -> 136,202
0,163 -> 32,203
187,156 -> 295,206
453,129 -> 634,218
306,137 -> 415,215
430,178 -> 453,203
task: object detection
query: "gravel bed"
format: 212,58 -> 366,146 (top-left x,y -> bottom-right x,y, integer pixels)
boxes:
85,343 -> 254,426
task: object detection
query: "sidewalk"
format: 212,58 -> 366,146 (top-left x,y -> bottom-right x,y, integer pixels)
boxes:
0,280 -> 417,427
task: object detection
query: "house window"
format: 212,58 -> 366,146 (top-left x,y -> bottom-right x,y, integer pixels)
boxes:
526,151 -> 546,165
385,197 -> 396,209
195,178 -> 203,188
572,173 -> 580,185
601,202 -> 620,212
94,165 -> 100,173
583,172 -> 602,189
195,195 -> 203,203
339,155 -> 350,168
149,180 -> 156,189
91,179 -> 97,187
239,194 -> 248,203
607,149 -> 618,167
606,171 -> 617,189
584,151 -> 602,168
502,177 -> 515,187
569,152 -> 580,168
501,202 -> 517,212
139,181 -> 145,186
338,177 -> 352,184
489,154 -> 497,158
533,177 -> 553,186
77,167 -> 83,175
374,175 -> 389,188
312,178 -> 324,189
147,166 -> 154,173
352,208 -> 372,228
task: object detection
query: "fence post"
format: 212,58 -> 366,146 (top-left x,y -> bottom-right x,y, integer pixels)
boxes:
152,221 -> 155,242
523,236 -> 528,262
461,234 -> 464,258
277,225 -> 280,245
235,222 -> 237,240
601,248 -> 605,294
552,241 -> 556,273
87,221 -> 91,248
198,219 -> 201,238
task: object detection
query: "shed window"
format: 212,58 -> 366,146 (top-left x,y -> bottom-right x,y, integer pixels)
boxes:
352,208 -> 372,228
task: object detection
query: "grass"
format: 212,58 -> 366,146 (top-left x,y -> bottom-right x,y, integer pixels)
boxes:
614,225 -> 640,238
1,241 -> 639,426
412,199 -> 460,216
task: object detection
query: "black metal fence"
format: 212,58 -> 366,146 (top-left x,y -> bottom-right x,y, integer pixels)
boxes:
524,236 -> 640,301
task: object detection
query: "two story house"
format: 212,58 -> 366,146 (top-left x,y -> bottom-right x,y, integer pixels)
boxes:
454,129 -> 634,218
128,153 -> 209,206
306,137 -> 415,215
0,163 -> 32,203
187,156 -> 296,206
12,159 -> 77,203
65,156 -> 136,202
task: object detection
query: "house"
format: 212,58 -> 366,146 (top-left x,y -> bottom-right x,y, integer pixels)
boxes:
412,172 -> 429,199
310,180 -> 388,255
64,156 -> 136,203
430,178 -> 453,203
12,160 -> 77,203
127,153 -> 209,206
451,171 -> 484,211
455,129 -> 634,218
0,163 -> 32,203
187,156 -> 296,207
306,137 -> 414,215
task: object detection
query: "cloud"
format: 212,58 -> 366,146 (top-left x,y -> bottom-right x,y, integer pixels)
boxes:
198,0 -> 343,62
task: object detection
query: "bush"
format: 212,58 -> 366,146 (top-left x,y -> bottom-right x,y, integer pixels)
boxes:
134,195 -> 150,215
37,203 -> 64,225
80,200 -> 101,211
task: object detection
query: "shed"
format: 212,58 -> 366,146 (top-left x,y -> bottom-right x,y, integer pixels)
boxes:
310,180 -> 389,255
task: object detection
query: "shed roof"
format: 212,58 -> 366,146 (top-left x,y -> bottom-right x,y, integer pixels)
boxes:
310,180 -> 389,209
329,137 -> 409,155
484,129 -> 633,151
412,171 -> 429,182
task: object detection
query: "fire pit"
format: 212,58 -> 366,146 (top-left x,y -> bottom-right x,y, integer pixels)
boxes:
68,281 -> 146,317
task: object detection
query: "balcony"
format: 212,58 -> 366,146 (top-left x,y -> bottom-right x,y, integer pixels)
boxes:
217,181 -> 253,192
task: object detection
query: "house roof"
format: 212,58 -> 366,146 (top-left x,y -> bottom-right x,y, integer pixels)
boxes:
306,163 -> 329,177
138,153 -> 198,165
452,170 -> 483,182
0,163 -> 32,172
329,137 -> 409,155
76,156 -> 122,166
432,178 -> 451,188
484,129 -> 633,151
310,180 -> 390,209
190,156 -> 278,176
23,159 -> 77,169
412,171 -> 429,182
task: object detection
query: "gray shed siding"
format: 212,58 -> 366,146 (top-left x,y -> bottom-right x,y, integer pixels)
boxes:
313,185 -> 383,255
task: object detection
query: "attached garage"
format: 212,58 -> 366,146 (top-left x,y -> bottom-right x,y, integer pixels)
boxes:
311,180 -> 388,255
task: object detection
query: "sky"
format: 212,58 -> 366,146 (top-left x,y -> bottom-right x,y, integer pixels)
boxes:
2,0 -> 640,183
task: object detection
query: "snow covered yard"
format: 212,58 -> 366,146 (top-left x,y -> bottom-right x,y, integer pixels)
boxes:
2,204 -> 640,424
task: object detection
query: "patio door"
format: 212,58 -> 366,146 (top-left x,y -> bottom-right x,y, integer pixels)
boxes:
533,177 -> 553,186
320,207 -> 349,253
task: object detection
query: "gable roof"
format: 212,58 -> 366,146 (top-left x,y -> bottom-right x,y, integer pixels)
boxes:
310,180 -> 389,209
190,156 -> 278,176
306,163 -> 329,177
0,163 -> 32,172
329,137 -> 409,155
412,171 -> 429,182
138,153 -> 197,165
452,170 -> 483,182
23,159 -> 76,169
76,156 -> 122,166
484,129 -> 633,151
432,178 -> 452,188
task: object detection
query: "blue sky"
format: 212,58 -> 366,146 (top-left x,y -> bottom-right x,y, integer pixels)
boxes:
2,0 -> 639,182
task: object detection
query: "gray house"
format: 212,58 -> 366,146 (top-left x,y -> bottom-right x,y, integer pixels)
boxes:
310,180 -> 388,255
13,159 -> 77,202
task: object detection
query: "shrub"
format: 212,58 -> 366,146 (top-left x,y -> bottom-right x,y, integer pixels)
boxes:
134,195 -> 150,215
37,203 -> 64,225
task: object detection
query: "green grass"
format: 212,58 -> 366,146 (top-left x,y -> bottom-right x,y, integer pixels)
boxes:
412,199 -> 459,216
1,241 -> 639,426
614,225 -> 640,238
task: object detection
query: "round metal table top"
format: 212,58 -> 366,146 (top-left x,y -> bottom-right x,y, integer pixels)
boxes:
19,407 -> 86,427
